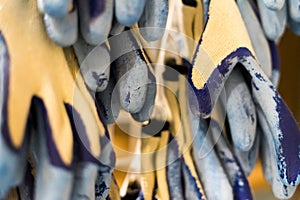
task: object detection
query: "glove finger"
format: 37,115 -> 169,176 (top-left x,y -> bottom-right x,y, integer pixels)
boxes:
190,112 -> 233,199
78,0 -> 113,45
115,0 -> 146,26
43,7 -> 78,46
257,0 -> 287,41
42,0 -> 72,18
73,37 -> 110,92
0,133 -> 28,198
233,129 -> 260,176
110,31 -> 148,113
258,108 -> 297,199
238,0 -> 272,78
30,98 -> 73,200
262,0 -> 285,10
288,0 -> 300,22
210,119 -> 253,199
223,67 -> 257,151
131,68 -> 156,122
138,0 -> 168,41
242,57 -> 300,186
95,73 -> 121,125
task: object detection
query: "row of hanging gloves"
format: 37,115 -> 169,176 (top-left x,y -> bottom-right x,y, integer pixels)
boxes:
37,0 -> 300,46
127,0 -> 300,199
0,0 -> 299,199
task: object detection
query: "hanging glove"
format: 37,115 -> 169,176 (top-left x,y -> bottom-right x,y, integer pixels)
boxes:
0,1 -> 112,199
189,0 -> 300,197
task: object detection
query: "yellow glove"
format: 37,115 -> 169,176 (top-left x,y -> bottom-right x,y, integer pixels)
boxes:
0,0 -> 107,199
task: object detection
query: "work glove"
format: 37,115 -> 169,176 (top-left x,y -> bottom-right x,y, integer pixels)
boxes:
0,1 -> 115,199
189,0 -> 300,199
